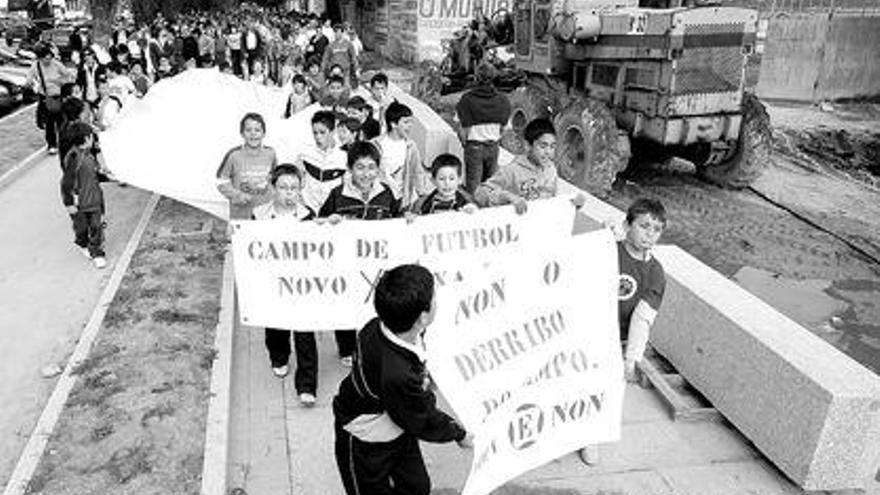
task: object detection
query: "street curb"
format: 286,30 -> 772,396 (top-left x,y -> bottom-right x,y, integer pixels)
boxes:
200,250 -> 235,495
1,193 -> 159,495
0,102 -> 37,125
0,145 -> 47,191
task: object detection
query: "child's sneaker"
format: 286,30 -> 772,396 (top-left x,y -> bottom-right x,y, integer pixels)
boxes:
93,257 -> 107,269
272,365 -> 289,378
298,392 -> 316,407
78,246 -> 91,260
340,356 -> 353,368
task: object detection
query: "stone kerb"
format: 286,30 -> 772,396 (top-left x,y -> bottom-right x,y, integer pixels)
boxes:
649,245 -> 880,491
561,181 -> 880,491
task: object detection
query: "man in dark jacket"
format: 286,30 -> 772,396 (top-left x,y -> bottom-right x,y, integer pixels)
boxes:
333,264 -> 472,495
455,63 -> 512,193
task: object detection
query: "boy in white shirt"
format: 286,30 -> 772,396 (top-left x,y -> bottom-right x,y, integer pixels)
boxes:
371,101 -> 429,210
297,110 -> 348,212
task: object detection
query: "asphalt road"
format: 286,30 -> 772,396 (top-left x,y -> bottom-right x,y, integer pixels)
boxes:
0,153 -> 150,487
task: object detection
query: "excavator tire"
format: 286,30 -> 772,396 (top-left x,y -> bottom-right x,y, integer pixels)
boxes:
553,97 -> 631,195
501,85 -> 554,155
698,92 -> 772,188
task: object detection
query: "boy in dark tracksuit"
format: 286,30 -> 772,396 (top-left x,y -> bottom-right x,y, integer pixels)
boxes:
411,153 -> 477,215
319,141 -> 402,365
333,264 -> 472,495
61,122 -> 108,268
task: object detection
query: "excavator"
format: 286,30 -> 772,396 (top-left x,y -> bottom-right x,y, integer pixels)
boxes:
415,0 -> 771,193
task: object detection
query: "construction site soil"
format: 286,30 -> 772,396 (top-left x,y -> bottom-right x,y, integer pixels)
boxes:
431,88 -> 880,375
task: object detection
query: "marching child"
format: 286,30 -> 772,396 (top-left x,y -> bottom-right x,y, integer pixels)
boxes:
335,116 -> 360,152
253,164 -> 322,406
579,197 -> 667,466
320,74 -> 350,113
372,101 -> 430,210
216,112 -> 278,220
297,110 -> 348,212
284,73 -> 313,118
475,117 -> 585,213
319,141 -> 403,366
333,264 -> 472,495
61,122 -> 109,268
411,153 -> 477,215
365,71 -> 391,126
345,96 -> 380,140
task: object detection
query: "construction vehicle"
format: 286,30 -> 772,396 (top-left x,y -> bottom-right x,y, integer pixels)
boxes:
421,0 -> 771,192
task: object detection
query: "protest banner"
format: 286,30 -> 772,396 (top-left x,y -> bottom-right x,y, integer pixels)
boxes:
229,197 -> 576,330
425,229 -> 624,495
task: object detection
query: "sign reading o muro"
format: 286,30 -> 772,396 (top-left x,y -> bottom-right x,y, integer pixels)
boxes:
416,0 -> 511,61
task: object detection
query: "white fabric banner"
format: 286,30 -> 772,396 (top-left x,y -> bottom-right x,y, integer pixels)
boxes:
99,69 -> 463,221
230,197 -> 576,330
425,229 -> 624,495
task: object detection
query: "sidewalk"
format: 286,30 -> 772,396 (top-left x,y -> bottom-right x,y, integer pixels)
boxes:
0,154 -> 151,487
225,318 -> 809,495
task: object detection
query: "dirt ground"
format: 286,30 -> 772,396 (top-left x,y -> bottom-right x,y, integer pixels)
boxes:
432,85 -> 880,374
25,199 -> 225,495
606,102 -> 880,374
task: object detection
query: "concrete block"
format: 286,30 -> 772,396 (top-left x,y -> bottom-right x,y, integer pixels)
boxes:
650,245 -> 880,491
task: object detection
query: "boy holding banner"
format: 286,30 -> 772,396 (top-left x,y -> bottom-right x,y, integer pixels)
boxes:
580,197 -> 667,465
475,118 -> 585,213
252,164 -> 322,406
319,141 -> 403,365
333,264 -> 472,495
474,118 -> 560,214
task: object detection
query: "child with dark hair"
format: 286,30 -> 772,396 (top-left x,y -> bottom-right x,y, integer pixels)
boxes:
318,140 -> 402,219
372,101 -> 429,209
297,110 -> 347,212
304,58 -> 325,101
579,197 -> 666,466
216,112 -> 278,219
284,73 -> 312,118
475,117 -> 560,213
332,263 -> 472,495
320,74 -> 350,112
366,71 -> 391,124
253,164 -> 322,406
61,122 -> 110,268
129,61 -> 150,96
412,153 -> 477,215
336,116 -> 360,151
346,96 -> 380,140
319,141 -> 403,366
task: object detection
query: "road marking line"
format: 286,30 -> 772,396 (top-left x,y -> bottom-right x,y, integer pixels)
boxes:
0,102 -> 37,125
0,146 -> 46,191
200,251 -> 235,495
1,193 -> 160,495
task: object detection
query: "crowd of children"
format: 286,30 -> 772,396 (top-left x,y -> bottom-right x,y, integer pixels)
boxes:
214,54 -> 667,489
34,5 -> 670,488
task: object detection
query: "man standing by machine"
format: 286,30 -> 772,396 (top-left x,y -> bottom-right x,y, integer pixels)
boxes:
455,62 -> 511,194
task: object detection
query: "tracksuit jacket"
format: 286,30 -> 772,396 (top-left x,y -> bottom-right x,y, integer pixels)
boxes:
332,317 -> 466,444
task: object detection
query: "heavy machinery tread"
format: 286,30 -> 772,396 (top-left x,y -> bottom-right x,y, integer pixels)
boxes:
501,85 -> 554,155
700,93 -> 772,189
554,97 -> 631,194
